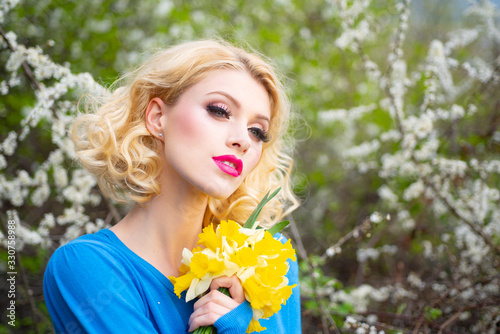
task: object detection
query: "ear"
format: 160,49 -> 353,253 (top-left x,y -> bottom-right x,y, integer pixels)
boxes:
145,97 -> 166,140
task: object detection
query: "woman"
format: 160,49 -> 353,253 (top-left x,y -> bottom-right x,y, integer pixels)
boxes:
43,40 -> 300,333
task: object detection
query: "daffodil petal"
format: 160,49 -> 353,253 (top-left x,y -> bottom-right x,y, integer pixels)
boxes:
237,266 -> 256,282
195,274 -> 212,296
246,319 -> 266,333
186,277 -> 200,302
181,248 -> 193,266
252,308 -> 264,321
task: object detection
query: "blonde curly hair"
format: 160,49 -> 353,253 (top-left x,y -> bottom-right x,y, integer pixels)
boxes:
72,39 -> 299,227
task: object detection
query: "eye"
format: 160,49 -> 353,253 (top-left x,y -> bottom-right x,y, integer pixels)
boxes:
249,127 -> 271,143
206,103 -> 231,119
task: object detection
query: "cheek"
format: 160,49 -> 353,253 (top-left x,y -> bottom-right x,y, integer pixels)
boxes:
246,147 -> 263,173
170,107 -> 206,142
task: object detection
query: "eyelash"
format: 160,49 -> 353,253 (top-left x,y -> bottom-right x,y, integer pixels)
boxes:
206,103 -> 271,143
249,127 -> 271,143
206,103 -> 232,119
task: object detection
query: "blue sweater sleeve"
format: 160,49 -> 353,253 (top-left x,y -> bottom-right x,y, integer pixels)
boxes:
214,300 -> 253,333
43,240 -> 159,334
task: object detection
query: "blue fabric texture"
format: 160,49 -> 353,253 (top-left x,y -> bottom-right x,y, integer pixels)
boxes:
43,229 -> 301,333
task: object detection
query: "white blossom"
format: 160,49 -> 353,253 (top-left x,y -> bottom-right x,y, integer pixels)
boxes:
40,213 -> 56,229
0,80 -> 8,95
428,40 -> 455,97
31,185 -> 50,206
357,245 -> 396,262
407,272 -> 425,290
433,158 -> 468,177
333,284 -> 377,313
335,20 -> 372,52
377,185 -> 399,206
444,29 -> 480,55
0,0 -> 20,24
414,137 -> 439,161
1,131 -> 17,156
363,59 -> 381,81
53,166 -> 68,188
431,283 -> 447,294
455,225 -> 489,265
0,154 -> 6,170
357,248 -> 380,262
379,129 -> 401,143
326,246 -> 342,257
465,0 -> 500,42
318,103 -> 377,124
344,139 -> 380,158
403,180 -> 425,201
369,211 -> 383,223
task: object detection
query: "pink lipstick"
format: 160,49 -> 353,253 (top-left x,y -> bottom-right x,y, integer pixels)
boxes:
212,155 -> 243,177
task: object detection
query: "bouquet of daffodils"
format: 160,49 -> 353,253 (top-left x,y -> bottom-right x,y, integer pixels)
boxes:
169,189 -> 296,333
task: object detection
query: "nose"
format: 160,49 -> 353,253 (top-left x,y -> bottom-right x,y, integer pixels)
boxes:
227,125 -> 251,154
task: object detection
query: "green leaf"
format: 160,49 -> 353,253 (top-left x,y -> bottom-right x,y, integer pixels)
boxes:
424,306 -> 442,321
396,303 -> 407,314
267,220 -> 290,236
243,188 -> 281,228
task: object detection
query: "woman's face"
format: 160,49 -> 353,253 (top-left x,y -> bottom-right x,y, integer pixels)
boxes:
159,69 -> 272,199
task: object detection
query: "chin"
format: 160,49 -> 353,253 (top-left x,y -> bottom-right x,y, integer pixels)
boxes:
199,181 -> 239,200
206,189 -> 236,200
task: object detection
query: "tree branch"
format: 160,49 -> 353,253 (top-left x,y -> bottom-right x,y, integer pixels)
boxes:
289,217 -> 341,334
0,25 -> 42,91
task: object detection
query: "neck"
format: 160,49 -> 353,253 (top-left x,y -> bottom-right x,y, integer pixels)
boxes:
111,184 -> 209,277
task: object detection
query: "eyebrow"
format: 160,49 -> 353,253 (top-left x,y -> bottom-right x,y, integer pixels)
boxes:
206,91 -> 271,124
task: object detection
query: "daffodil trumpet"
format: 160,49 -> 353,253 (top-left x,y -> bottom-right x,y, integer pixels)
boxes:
168,188 -> 296,333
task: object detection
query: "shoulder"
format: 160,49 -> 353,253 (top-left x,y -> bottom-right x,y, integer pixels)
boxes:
43,230 -> 161,332
44,229 -> 137,289
47,230 -> 118,268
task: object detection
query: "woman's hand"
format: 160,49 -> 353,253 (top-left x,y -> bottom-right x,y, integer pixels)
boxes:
188,275 -> 245,332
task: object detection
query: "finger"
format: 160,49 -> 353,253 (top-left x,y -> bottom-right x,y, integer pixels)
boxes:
193,289 -> 240,312
210,276 -> 245,303
188,298 -> 232,332
188,312 -> 221,332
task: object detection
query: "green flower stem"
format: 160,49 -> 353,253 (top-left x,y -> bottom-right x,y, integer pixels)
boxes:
242,188 -> 290,234
192,287 -> 231,334
243,188 -> 281,229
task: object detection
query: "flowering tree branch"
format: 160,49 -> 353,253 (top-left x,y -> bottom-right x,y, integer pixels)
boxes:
0,25 -> 41,91
314,0 -> 500,332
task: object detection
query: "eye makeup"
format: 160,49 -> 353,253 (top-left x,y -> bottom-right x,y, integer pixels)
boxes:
206,103 -> 231,119
249,127 -> 271,143
205,101 -> 270,143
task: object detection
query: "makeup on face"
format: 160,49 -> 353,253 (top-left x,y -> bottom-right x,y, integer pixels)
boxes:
158,70 -> 271,199
212,155 -> 243,177
204,96 -> 271,143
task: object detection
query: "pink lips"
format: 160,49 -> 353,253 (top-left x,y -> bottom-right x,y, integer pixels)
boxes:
212,155 -> 243,177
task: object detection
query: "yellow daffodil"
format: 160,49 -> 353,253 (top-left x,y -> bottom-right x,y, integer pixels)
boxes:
218,220 -> 248,248
247,319 -> 266,333
169,188 -> 296,333
198,224 -> 221,252
229,246 -> 259,268
169,218 -> 296,332
190,252 -> 224,278
169,271 -> 196,298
